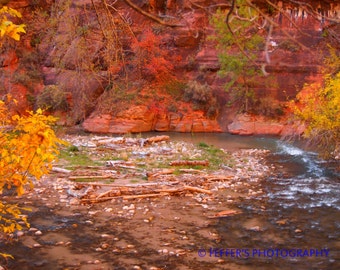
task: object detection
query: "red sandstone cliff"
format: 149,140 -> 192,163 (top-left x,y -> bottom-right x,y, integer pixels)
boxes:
1,0 -> 339,135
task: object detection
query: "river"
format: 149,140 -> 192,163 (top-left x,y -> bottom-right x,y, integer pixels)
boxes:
168,132 -> 340,269
1,132 -> 339,270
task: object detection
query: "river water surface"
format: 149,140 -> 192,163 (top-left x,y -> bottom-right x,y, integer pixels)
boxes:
2,132 -> 339,270
169,133 -> 340,270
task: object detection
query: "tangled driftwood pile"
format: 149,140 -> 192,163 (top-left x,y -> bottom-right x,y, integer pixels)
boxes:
53,135 -> 270,207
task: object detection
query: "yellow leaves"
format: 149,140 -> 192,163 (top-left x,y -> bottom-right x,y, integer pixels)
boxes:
292,71 -> 340,152
0,6 -> 23,18
0,6 -> 26,44
0,201 -> 29,235
0,101 -> 64,238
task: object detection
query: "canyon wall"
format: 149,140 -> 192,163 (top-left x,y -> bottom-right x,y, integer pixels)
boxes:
1,0 -> 339,134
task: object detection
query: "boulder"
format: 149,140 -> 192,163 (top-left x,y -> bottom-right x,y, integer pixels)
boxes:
228,114 -> 285,136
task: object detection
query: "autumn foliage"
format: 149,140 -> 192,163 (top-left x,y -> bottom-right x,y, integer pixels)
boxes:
0,6 -> 26,44
0,97 -> 63,244
292,72 -> 340,155
288,43 -> 340,157
132,29 -> 175,84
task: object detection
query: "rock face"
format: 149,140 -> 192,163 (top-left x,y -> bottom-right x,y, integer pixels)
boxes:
83,106 -> 222,133
1,0 -> 338,135
227,114 -> 305,136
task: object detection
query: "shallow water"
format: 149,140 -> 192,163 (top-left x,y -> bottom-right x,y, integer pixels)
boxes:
166,133 -> 339,270
2,132 -> 339,269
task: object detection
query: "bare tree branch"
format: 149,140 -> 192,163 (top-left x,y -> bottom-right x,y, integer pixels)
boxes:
123,0 -> 184,27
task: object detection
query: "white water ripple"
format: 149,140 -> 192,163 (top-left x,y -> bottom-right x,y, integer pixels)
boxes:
267,142 -> 340,210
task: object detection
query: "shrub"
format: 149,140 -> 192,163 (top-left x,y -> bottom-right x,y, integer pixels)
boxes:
183,81 -> 218,118
36,85 -> 69,112
254,96 -> 285,117
132,29 -> 175,84
164,80 -> 187,100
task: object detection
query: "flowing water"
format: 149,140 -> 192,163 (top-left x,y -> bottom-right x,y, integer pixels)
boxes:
2,132 -> 339,269
173,133 -> 340,270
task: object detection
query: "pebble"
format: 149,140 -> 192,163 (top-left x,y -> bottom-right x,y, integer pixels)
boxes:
101,243 -> 109,249
35,230 -> 42,236
33,260 -> 47,267
249,226 -> 260,232
175,249 -> 186,255
16,231 -> 24,237
33,243 -> 42,248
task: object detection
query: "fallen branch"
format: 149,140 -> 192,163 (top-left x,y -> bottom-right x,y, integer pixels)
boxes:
169,160 -> 209,166
80,182 -> 212,203
179,168 -> 204,174
147,168 -> 175,179
52,167 -> 72,174
69,175 -> 116,180
82,192 -> 169,202
74,181 -> 180,187
145,135 -> 170,144
204,175 -> 233,181
183,185 -> 212,195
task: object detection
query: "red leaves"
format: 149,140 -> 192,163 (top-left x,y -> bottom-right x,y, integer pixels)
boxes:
132,29 -> 175,84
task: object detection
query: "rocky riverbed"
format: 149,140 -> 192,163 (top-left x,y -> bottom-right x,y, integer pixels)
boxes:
1,134 -> 273,270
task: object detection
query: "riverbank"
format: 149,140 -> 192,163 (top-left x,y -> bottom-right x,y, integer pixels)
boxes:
1,134 -> 273,270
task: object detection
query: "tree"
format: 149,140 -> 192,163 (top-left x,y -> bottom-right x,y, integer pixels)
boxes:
0,96 -> 64,258
292,58 -> 340,157
0,5 -> 63,259
210,0 -> 339,115
210,0 -> 264,112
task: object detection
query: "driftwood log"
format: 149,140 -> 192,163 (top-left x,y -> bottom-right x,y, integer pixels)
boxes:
169,160 -> 209,166
80,182 -> 212,203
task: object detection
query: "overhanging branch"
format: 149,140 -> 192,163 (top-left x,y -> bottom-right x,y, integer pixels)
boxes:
123,0 -> 184,27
